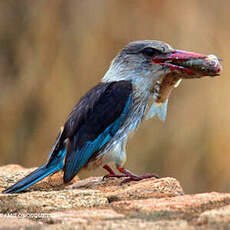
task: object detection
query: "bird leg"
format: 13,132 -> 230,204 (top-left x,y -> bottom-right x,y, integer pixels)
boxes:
103,165 -> 128,179
116,166 -> 159,184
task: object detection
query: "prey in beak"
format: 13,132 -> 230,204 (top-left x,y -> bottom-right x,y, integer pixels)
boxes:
147,48 -> 222,121
153,49 -> 222,77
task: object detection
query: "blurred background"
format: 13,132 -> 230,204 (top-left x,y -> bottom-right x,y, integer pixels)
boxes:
0,0 -> 229,193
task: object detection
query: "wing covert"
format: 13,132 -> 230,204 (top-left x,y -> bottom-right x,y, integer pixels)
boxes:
63,81 -> 133,182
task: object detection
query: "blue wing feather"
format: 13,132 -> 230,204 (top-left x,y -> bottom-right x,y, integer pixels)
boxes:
2,148 -> 66,194
64,95 -> 132,182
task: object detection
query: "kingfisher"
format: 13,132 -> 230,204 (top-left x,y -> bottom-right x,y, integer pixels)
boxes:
2,40 -> 222,194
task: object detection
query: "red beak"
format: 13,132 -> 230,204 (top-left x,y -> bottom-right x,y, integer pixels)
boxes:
153,49 -> 222,77
165,49 -> 206,60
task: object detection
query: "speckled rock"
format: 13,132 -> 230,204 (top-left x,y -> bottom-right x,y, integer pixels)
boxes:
68,176 -> 184,201
1,164 -> 230,230
111,192 -> 230,213
198,204 -> 230,223
0,216 -> 42,230
43,219 -> 193,230
0,189 -> 107,213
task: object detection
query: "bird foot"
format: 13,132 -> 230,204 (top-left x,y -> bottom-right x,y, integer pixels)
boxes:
103,164 -> 159,184
120,173 -> 159,185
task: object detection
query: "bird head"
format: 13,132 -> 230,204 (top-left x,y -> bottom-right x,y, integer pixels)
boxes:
103,40 -> 222,100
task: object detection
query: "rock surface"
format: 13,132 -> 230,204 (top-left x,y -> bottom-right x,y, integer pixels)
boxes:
1,165 -> 230,229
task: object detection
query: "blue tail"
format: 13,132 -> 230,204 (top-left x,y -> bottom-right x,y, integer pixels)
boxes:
2,148 -> 66,194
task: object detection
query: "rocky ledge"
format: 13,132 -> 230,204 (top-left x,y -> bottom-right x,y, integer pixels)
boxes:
0,165 -> 230,229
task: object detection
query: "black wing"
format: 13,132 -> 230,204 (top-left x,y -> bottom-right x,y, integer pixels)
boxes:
62,80 -> 133,182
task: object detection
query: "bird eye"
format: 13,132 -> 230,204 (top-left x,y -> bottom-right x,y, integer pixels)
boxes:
141,47 -> 161,57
